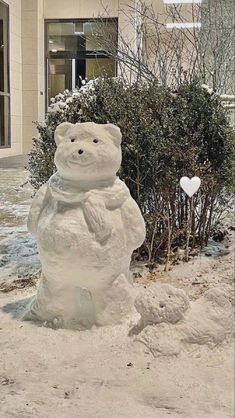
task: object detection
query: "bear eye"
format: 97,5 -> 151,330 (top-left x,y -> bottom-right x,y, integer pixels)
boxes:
93,139 -> 99,143
70,137 -> 76,142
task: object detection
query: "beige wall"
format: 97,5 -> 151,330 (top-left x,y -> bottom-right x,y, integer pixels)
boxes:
21,0 -> 44,154
0,0 -> 22,158
43,0 -> 120,19
0,0 -> 44,158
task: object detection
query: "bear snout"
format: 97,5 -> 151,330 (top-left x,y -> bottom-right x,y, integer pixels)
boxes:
69,147 -> 94,165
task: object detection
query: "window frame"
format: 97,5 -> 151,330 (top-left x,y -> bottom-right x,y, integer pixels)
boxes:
0,0 -> 10,149
166,22 -> 201,29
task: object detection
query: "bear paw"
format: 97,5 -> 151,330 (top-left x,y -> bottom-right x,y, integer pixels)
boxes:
43,317 -> 64,329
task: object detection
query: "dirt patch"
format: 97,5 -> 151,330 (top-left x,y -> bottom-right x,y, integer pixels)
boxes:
0,209 -> 25,228
0,275 -> 38,293
0,376 -> 15,386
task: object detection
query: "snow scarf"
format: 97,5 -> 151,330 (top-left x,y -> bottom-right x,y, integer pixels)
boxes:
48,172 -> 130,242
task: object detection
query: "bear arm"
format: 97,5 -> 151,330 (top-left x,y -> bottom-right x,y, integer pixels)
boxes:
83,195 -> 112,244
27,183 -> 51,236
121,197 -> 146,250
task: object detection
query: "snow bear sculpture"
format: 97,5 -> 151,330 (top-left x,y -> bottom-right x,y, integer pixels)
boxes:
24,122 -> 146,329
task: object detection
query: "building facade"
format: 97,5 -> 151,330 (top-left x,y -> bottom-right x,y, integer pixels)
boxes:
0,0 -> 130,158
2,0 -> 231,159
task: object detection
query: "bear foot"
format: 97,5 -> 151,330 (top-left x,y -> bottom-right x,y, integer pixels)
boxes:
43,317 -> 64,329
95,273 -> 136,326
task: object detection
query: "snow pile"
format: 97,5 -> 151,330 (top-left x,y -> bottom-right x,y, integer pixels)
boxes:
47,79 -> 98,113
136,323 -> 183,357
135,284 -> 233,356
201,84 -> 213,95
180,288 -> 234,346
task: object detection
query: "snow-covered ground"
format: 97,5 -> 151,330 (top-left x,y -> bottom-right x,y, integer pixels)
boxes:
0,169 -> 40,288
0,169 -> 234,418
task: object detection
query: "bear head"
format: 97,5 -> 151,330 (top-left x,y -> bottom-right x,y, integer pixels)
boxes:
54,122 -> 122,184
135,284 -> 190,327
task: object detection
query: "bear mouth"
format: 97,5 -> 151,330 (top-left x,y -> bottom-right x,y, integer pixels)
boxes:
68,160 -> 93,167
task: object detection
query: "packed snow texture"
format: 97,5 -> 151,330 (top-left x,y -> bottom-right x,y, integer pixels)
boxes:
24,122 -> 146,328
135,284 -> 234,356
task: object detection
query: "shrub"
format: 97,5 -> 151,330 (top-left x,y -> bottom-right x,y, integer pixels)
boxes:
28,78 -> 234,263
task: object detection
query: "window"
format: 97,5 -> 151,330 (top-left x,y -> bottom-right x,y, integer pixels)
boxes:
45,19 -> 118,107
0,0 -> 10,148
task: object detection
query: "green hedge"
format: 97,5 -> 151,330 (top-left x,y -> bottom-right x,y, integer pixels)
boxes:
28,78 -> 234,262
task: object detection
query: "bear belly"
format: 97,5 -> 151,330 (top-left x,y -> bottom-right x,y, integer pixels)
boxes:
37,203 -> 130,290
38,204 -> 92,256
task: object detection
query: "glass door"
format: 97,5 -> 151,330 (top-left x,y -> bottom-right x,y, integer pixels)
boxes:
0,0 -> 10,148
47,57 -> 116,103
47,58 -> 73,101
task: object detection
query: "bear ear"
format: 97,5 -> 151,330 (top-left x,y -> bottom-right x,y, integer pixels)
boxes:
54,122 -> 74,146
104,124 -> 122,147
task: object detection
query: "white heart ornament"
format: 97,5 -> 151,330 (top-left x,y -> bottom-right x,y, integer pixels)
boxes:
180,176 -> 201,197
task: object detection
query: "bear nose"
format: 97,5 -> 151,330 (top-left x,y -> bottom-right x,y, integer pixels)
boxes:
78,149 -> 84,155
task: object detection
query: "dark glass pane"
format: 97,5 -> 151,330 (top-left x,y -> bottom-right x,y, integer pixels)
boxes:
84,21 -> 118,52
86,58 -> 116,79
0,95 -> 10,146
75,59 -> 86,86
47,22 -> 85,57
0,1 -> 9,93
